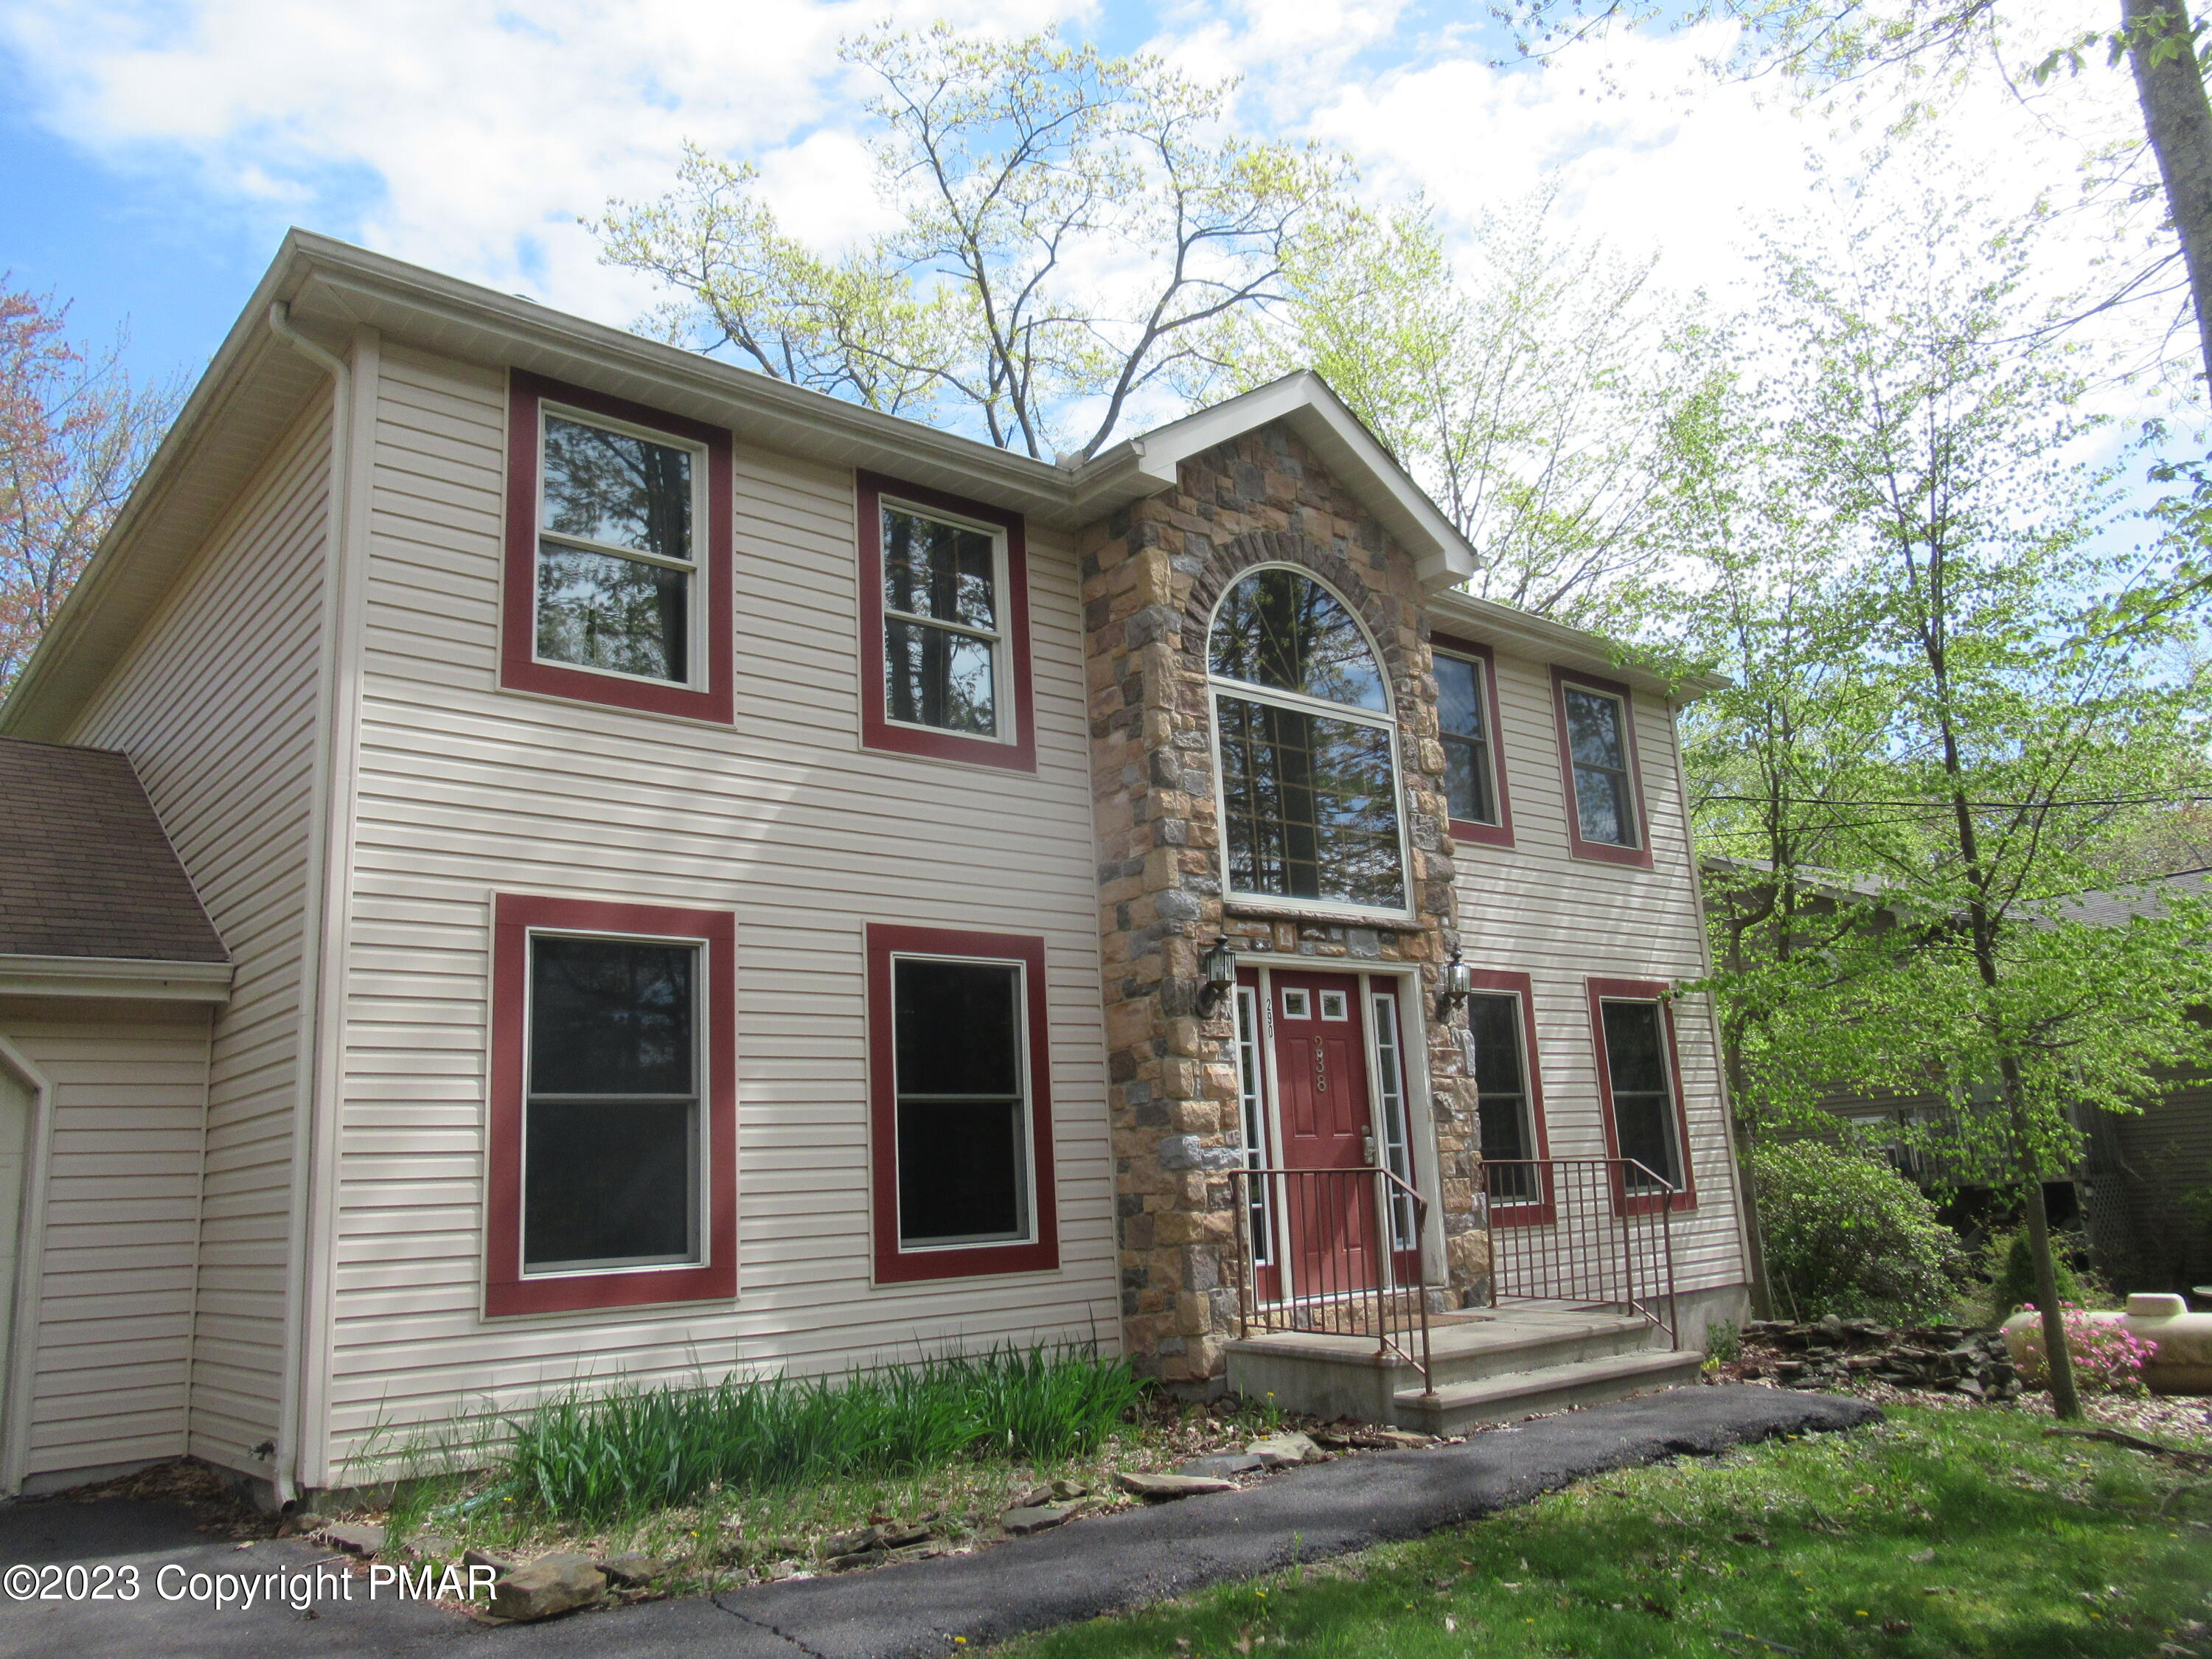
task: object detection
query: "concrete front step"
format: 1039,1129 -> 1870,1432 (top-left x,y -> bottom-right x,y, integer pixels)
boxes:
1394,1349 -> 1708,1435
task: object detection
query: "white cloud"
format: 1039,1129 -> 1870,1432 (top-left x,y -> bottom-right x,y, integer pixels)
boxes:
0,0 -> 1089,326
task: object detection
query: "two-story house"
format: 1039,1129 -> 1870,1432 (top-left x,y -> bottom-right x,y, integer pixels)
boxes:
0,234 -> 1750,1505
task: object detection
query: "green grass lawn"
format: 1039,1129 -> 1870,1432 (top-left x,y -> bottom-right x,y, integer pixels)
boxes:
1003,1405 -> 2212,1659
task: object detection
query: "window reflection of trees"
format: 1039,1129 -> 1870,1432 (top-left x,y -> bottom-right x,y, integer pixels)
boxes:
1210,568 -> 1405,909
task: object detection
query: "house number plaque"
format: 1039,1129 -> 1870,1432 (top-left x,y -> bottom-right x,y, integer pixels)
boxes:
1312,1037 -> 1327,1092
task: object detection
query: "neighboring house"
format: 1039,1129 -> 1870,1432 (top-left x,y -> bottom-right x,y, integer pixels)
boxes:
0,232 -> 1750,1503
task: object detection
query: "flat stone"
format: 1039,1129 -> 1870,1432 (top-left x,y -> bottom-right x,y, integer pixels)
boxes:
322,1521 -> 386,1557
464,1547 -> 518,1576
822,1526 -> 885,1557
597,1552 -> 665,1587
1049,1479 -> 1089,1500
1000,1503 -> 1081,1534
489,1553 -> 605,1623
1245,1433 -> 1324,1467
1117,1470 -> 1239,1499
1175,1454 -> 1265,1479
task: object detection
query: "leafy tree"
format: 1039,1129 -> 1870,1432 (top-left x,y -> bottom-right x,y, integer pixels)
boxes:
592,24 -> 1347,460
1672,173 -> 2212,1413
1253,194 -> 1702,629
0,282 -> 179,694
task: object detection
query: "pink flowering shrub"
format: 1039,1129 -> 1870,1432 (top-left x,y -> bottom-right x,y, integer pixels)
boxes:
2013,1304 -> 2160,1396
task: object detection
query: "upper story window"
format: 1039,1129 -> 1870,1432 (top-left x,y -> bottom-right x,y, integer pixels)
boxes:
1433,634 -> 1512,847
1209,568 -> 1407,912
1551,669 -> 1652,868
502,372 -> 734,723
537,413 -> 698,683
857,473 -> 1037,773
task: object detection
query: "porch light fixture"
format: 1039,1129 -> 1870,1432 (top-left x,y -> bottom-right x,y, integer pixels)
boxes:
1438,947 -> 1473,1020
1197,934 -> 1237,1017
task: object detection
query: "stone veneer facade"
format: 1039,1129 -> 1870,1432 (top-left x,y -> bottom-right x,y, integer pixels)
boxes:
1081,420 -> 1488,1385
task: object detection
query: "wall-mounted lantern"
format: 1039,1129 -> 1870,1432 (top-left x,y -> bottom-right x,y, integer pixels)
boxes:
1197,933 -> 1237,1017
1437,946 -> 1472,1020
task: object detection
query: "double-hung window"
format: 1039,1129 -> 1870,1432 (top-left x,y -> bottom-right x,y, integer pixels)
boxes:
1469,989 -> 1543,1208
502,373 -> 733,722
1209,568 -> 1408,912
487,894 -> 737,1315
1588,978 -> 1695,1211
1552,669 -> 1651,866
1433,636 -> 1512,846
857,474 -> 1036,771
868,924 -> 1057,1281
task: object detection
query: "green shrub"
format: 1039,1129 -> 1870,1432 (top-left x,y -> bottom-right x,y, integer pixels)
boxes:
1979,1225 -> 2110,1323
1751,1141 -> 1967,1324
503,1342 -> 1142,1525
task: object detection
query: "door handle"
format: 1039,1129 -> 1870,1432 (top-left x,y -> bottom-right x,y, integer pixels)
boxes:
1362,1131 -> 1376,1166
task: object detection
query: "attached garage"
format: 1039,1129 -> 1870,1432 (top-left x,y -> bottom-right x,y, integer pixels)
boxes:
0,736 -> 230,1495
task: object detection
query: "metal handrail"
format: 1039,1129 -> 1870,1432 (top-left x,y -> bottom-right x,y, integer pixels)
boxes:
1228,1163 -> 1434,1392
1483,1156 -> 1680,1346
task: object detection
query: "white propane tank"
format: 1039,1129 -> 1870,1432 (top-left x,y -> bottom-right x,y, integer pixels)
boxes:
2000,1294 -> 2212,1394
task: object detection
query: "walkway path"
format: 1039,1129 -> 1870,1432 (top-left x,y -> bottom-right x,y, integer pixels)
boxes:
0,1385 -> 1879,1659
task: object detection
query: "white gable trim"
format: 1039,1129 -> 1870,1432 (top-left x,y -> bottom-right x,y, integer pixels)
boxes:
1070,373 -> 1480,590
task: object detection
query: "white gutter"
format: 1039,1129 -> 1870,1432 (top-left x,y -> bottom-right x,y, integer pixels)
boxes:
0,955 -> 232,1001
262,302 -> 366,1509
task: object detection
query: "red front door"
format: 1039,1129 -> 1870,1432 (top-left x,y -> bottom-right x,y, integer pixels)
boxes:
1270,969 -> 1380,1299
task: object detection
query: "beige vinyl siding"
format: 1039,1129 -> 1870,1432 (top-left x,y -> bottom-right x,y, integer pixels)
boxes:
66,407 -> 330,1469
1453,650 -> 1747,1295
325,345 -> 1114,1467
0,1006 -> 210,1481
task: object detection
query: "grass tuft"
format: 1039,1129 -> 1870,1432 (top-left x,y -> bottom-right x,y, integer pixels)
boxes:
501,1342 -> 1142,1526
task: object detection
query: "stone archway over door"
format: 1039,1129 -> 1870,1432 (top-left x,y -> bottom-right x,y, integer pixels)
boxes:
0,1066 -> 26,1464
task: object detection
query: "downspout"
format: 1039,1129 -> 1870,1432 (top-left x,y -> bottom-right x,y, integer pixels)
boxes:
264,302 -> 351,1509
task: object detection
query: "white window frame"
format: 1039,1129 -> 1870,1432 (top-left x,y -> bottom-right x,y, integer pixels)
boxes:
519,924 -> 710,1279
1597,995 -> 1683,1192
532,401 -> 710,691
1433,645 -> 1502,827
1561,681 -> 1641,849
888,949 -> 1040,1252
1233,983 -> 1274,1267
1368,990 -> 1417,1248
876,494 -> 1015,745
1206,564 -> 1413,921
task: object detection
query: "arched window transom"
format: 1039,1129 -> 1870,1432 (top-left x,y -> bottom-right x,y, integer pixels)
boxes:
1208,568 -> 1407,911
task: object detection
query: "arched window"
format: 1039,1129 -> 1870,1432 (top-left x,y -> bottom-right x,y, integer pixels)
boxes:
1208,568 -> 1407,910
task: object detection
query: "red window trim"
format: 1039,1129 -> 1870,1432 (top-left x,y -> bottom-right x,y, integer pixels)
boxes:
1432,633 -> 1514,849
855,472 -> 1037,773
1585,976 -> 1698,1217
1550,667 -> 1653,869
486,893 -> 738,1316
1465,969 -> 1554,1226
867,923 -> 1059,1283
502,372 -> 735,723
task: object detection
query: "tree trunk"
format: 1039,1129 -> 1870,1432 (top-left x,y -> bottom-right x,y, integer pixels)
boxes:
2020,1173 -> 2084,1420
2124,0 -> 2212,386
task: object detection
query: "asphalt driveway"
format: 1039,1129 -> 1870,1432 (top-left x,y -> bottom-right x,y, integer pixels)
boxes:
0,1385 -> 1879,1659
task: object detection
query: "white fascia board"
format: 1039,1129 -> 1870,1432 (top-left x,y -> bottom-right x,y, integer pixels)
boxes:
0,955 -> 234,1002
1429,589 -> 1731,701
1071,373 -> 1480,590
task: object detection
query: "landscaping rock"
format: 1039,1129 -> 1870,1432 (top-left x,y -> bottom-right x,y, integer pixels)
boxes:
1175,1453 -> 1266,1479
1049,1479 -> 1089,1500
1116,1470 -> 1239,1500
1245,1432 -> 1324,1467
1012,1484 -> 1055,1509
322,1522 -> 386,1557
596,1552 -> 665,1587
488,1554 -> 605,1623
822,1526 -> 886,1557
1743,1321 -> 2020,1399
464,1547 -> 518,1576
1000,1502 -> 1081,1534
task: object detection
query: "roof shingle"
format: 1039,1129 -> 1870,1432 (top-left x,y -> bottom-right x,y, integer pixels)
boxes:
0,736 -> 228,963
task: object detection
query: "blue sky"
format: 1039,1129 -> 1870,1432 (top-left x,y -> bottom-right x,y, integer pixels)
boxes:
0,0 -> 2168,426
